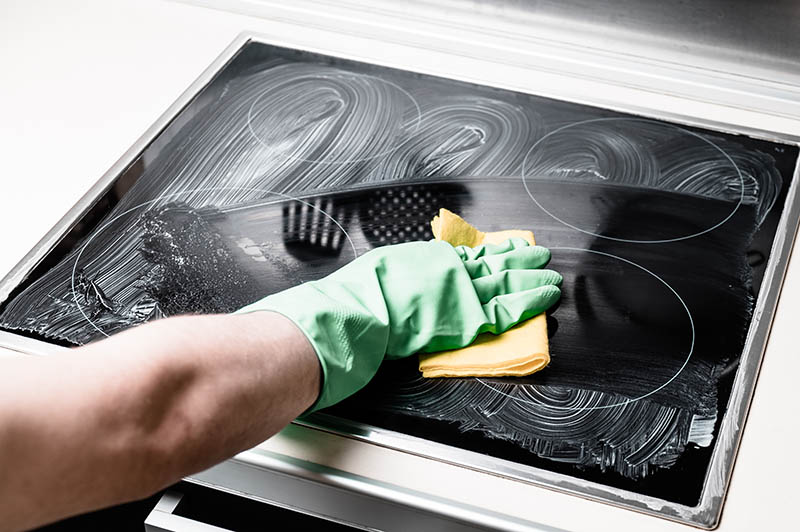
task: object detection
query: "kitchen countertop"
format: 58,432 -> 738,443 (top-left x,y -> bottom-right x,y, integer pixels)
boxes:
1,1 -> 798,530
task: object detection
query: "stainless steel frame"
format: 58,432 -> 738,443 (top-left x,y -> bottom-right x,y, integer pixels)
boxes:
178,1 -> 800,124
146,492 -> 233,532
2,31 -> 799,530
186,451 -> 546,532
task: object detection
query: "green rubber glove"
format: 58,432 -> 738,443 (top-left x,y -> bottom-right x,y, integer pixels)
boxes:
236,237 -> 561,412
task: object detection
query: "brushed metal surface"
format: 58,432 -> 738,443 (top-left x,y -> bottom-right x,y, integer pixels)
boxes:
445,0 -> 800,79
178,0 -> 800,92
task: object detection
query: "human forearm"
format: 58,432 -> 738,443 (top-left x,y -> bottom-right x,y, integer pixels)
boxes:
0,312 -> 319,531
0,236 -> 562,531
87,312 -> 321,481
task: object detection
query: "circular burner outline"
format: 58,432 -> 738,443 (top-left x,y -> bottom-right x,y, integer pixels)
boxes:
247,72 -> 422,165
476,247 -> 696,411
521,117 -> 745,244
71,186 -> 358,339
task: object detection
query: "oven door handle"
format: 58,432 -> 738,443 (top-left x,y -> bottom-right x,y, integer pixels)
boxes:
144,491 -> 233,532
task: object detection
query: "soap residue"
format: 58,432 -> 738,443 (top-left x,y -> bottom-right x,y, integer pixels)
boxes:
0,52 -> 784,488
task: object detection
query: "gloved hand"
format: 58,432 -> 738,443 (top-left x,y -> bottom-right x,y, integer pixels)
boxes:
236,237 -> 561,412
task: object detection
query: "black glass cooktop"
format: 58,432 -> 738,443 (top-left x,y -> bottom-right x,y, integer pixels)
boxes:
1,40 -> 797,517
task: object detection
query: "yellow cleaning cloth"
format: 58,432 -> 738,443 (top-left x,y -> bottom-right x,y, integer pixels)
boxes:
418,208 -> 550,378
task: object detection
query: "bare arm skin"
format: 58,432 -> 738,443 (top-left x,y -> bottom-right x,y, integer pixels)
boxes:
0,312 -> 320,532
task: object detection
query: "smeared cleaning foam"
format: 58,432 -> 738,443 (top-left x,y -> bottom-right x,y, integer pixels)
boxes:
418,208 -> 550,378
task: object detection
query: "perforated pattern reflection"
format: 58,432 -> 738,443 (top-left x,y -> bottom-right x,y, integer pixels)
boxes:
361,185 -> 442,246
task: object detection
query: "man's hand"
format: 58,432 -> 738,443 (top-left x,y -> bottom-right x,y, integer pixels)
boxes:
237,237 -> 561,412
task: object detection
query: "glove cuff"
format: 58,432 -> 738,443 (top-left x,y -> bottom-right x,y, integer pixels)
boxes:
236,282 -> 388,413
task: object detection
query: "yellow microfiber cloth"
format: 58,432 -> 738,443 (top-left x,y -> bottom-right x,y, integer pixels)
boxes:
418,208 -> 550,378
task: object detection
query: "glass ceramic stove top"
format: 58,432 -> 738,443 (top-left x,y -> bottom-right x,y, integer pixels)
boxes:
1,39 -> 798,528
